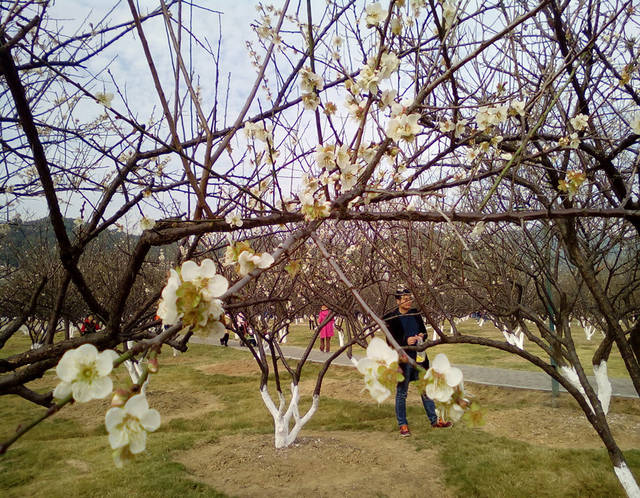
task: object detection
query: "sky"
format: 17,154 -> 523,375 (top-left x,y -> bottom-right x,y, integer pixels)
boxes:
49,0 -> 259,122
11,1 -> 268,225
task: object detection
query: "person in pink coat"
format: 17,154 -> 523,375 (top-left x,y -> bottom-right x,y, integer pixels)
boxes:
318,305 -> 335,353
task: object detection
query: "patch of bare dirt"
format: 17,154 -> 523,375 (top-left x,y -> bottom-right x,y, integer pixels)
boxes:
197,358 -> 262,376
57,385 -> 222,426
483,404 -> 640,450
174,431 -> 451,498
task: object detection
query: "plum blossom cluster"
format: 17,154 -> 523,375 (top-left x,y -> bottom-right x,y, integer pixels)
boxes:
243,121 -> 273,144
314,144 -> 363,190
297,174 -> 333,221
420,353 -> 469,423
356,338 -> 404,403
53,344 -> 162,468
387,111 -> 422,142
157,259 -> 228,335
355,51 -> 400,94
299,66 -> 323,111
558,170 -> 586,200
357,340 -> 475,424
223,238 -> 274,276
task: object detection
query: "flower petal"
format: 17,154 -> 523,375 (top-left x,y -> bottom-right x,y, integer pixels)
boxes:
91,376 -> 113,399
367,337 -> 397,364
76,343 -> 99,362
56,349 -> 80,382
257,253 -> 274,269
200,259 -> 217,276
356,357 -> 377,375
140,409 -> 161,432
95,350 -> 117,376
53,381 -> 72,399
108,428 -> 129,450
445,367 -> 463,387
105,407 -> 125,432
125,393 -> 150,418
207,274 -> 228,297
72,380 -> 93,403
180,260 -> 199,282
128,429 -> 147,454
432,353 -> 451,373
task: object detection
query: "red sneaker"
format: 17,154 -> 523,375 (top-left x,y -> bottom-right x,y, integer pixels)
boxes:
399,424 -> 411,437
432,419 -> 452,428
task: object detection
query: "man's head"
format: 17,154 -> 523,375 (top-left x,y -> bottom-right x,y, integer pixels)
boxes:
394,288 -> 413,312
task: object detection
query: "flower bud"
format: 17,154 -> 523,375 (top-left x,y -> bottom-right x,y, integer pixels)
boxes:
148,357 -> 159,374
111,389 -> 128,407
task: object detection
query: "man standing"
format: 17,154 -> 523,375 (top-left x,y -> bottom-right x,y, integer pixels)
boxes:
383,288 -> 451,436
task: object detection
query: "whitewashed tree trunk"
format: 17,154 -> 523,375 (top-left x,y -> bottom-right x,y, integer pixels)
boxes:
614,463 -> 640,498
125,341 -> 149,394
260,383 -> 319,449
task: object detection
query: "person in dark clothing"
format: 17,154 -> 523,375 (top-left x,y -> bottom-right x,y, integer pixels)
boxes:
383,288 -> 451,437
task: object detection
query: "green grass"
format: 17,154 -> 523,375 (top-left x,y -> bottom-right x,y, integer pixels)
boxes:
284,320 -> 631,378
1,340 -> 638,497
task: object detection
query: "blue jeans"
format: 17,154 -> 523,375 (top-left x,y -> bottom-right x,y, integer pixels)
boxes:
396,362 -> 437,426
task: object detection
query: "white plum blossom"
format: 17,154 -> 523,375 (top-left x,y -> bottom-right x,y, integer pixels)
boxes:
511,100 -> 526,116
474,107 -> 493,131
53,344 -> 118,403
570,113 -> 589,131
356,337 -> 402,403
237,250 -> 275,276
410,0 -> 426,16
439,119 -> 455,133
423,353 -> 463,402
299,67 -> 323,92
339,161 -> 359,190
157,269 -> 180,325
489,104 -> 509,124
386,113 -> 422,142
298,190 -> 332,220
302,92 -> 320,111
243,121 -> 272,142
157,259 -> 228,334
315,144 -> 335,169
569,132 -> 580,149
105,393 -> 161,468
225,211 -> 243,227
390,15 -> 403,35
365,2 -> 385,27
181,260 -> 228,300
379,51 -> 400,78
442,0 -> 457,27
139,217 -> 156,231
355,64 -> 381,94
380,89 -> 397,108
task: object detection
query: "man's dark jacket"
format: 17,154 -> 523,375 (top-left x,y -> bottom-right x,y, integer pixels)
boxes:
382,307 -> 429,368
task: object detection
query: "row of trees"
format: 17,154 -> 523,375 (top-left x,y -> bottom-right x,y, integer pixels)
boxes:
1,0 -> 639,494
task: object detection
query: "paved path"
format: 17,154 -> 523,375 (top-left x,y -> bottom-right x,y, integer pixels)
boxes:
191,337 -> 638,399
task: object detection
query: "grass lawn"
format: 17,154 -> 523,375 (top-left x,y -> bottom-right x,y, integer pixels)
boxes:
284,319 -> 632,378
1,334 -> 638,497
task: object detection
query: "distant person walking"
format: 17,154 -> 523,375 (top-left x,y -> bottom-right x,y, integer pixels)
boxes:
383,288 -> 451,437
318,305 -> 335,353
